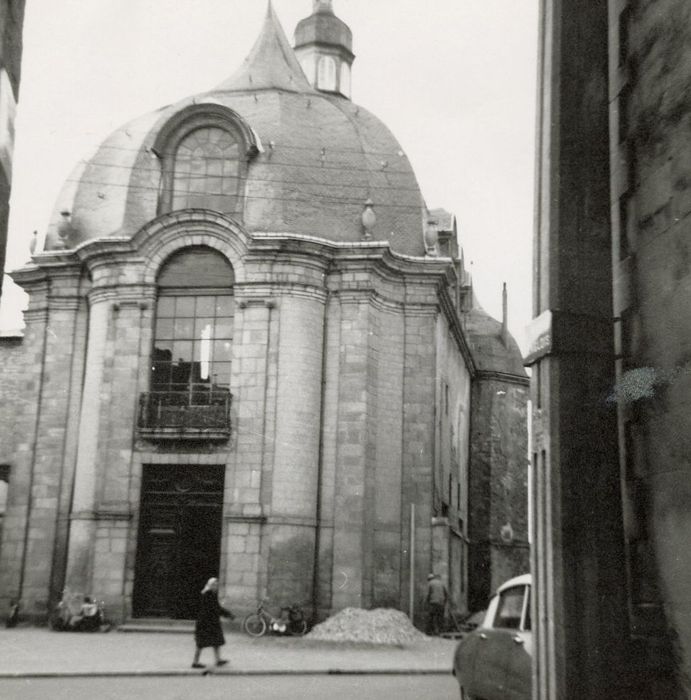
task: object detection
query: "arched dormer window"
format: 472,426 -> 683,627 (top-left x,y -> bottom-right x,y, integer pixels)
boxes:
154,104 -> 260,218
172,127 -> 240,213
151,247 -> 235,400
317,55 -> 337,92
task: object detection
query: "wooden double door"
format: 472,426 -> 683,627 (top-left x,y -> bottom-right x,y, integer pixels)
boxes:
133,464 -> 224,619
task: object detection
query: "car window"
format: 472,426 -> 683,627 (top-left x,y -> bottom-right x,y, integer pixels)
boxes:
493,585 -> 525,629
523,587 -> 531,631
482,595 -> 499,628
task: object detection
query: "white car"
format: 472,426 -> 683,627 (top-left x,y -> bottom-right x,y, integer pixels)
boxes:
453,574 -> 532,700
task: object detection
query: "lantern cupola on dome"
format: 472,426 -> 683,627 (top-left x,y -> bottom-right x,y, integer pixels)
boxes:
294,0 -> 354,97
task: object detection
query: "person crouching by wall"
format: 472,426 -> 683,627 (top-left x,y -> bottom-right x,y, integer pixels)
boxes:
192,577 -> 235,669
425,573 -> 448,636
5,599 -> 19,628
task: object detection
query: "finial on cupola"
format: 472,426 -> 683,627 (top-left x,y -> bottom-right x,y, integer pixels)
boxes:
295,0 -> 354,97
313,0 -> 334,12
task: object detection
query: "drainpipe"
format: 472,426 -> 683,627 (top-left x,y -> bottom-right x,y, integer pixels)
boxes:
409,503 -> 416,620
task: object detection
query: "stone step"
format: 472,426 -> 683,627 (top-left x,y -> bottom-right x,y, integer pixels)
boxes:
118,618 -> 244,634
118,618 -> 194,634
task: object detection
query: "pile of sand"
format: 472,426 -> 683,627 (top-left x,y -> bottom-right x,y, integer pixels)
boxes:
307,607 -> 428,645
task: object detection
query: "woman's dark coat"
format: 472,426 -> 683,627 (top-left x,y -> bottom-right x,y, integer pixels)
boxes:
194,590 -> 233,649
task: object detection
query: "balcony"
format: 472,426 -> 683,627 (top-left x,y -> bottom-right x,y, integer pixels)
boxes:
137,389 -> 232,441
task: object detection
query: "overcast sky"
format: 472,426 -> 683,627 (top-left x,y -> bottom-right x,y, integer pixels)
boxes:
0,0 -> 539,349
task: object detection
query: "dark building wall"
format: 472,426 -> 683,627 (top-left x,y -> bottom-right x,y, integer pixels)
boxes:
0,0 -> 25,300
529,0 -> 688,696
611,0 -> 691,692
467,375 -> 529,612
0,0 -> 25,94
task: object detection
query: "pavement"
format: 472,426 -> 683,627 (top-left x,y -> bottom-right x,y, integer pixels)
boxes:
0,625 -> 458,678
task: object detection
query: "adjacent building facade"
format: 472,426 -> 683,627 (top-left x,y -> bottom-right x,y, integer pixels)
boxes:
0,1 -> 528,626
529,0 -> 691,696
0,0 -> 24,294
0,0 -> 24,578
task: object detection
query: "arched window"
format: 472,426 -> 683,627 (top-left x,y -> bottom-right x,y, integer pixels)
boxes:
339,62 -> 351,97
151,247 -> 234,400
172,127 -> 241,213
154,105 -> 260,219
317,55 -> 337,92
299,54 -> 316,86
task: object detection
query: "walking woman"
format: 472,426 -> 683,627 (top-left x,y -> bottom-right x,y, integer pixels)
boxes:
192,577 -> 235,669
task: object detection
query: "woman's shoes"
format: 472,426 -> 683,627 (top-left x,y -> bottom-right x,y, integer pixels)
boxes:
216,659 -> 228,667
191,662 -> 205,669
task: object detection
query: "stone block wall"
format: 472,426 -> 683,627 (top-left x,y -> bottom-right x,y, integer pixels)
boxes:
433,313 -> 472,612
0,214 -> 479,627
611,0 -> 691,688
0,267 -> 88,619
371,302 -> 404,608
468,376 -> 529,611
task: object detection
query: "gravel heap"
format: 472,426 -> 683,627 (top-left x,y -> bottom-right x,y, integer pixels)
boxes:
307,607 -> 428,645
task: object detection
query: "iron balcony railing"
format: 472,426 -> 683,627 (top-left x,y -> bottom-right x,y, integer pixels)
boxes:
138,389 -> 232,436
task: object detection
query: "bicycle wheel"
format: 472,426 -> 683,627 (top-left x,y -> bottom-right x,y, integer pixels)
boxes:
291,619 -> 308,636
243,613 -> 267,637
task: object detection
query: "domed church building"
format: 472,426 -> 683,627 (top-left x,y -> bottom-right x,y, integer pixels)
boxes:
0,1 -> 528,624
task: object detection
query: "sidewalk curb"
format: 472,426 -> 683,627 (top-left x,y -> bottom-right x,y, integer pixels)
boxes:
0,668 -> 452,679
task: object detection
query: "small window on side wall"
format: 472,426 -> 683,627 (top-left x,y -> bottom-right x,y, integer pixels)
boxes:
0,465 -> 9,519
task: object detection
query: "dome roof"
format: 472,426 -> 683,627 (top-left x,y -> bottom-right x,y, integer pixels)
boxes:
45,3 -> 425,255
464,299 -> 527,378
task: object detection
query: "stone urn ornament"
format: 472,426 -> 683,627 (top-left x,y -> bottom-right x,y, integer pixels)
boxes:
361,198 -> 376,239
56,210 -> 72,250
424,218 -> 439,256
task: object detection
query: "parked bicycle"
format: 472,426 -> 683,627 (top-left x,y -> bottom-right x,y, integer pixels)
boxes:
49,589 -> 110,632
242,601 -> 308,637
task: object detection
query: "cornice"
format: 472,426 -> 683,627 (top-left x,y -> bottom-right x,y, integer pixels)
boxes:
475,369 -> 530,387
88,283 -> 157,305
438,284 -> 477,376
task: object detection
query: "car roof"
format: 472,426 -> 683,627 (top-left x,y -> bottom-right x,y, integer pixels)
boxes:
496,573 -> 531,594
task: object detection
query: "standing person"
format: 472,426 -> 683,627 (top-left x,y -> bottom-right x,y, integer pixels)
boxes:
5,599 -> 19,628
425,573 -> 448,636
192,577 -> 235,669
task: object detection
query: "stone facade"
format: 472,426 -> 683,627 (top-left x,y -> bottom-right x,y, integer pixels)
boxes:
0,213 -> 489,624
0,3 -> 528,628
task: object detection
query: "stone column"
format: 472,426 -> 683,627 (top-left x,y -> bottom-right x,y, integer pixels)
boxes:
331,292 -> 371,611
371,302 -> 404,608
400,304 -> 437,626
267,291 -> 325,606
21,287 -> 82,614
223,297 -> 275,604
64,289 -> 112,593
527,1 -> 633,697
91,292 -> 153,615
